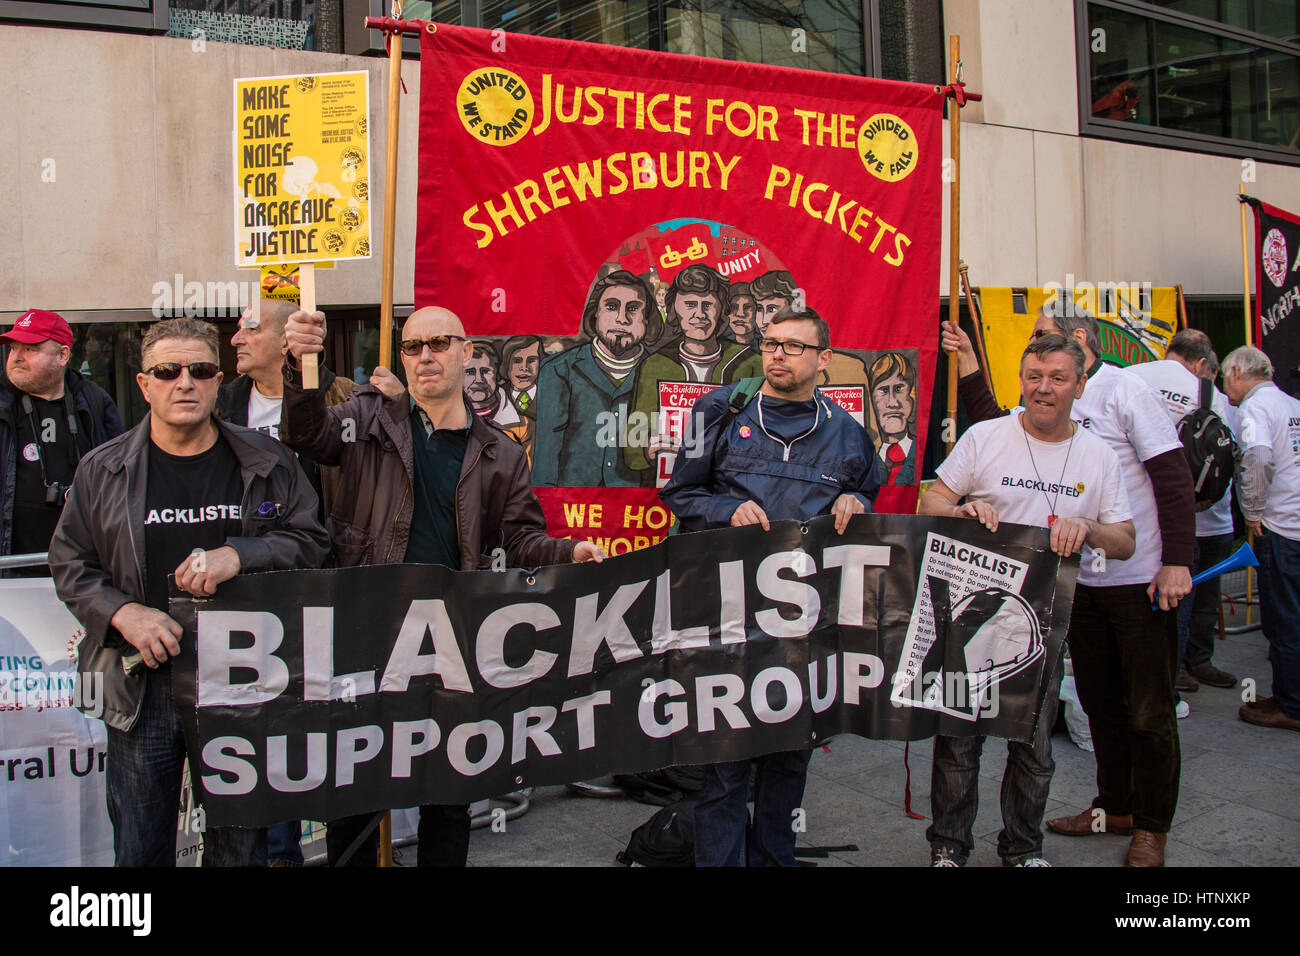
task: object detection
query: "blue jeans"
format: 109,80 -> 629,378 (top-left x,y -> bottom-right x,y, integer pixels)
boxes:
927,653 -> 1063,865
249,822 -> 305,866
1177,533 -> 1234,670
106,668 -> 258,867
1257,529 -> 1300,719
694,749 -> 812,867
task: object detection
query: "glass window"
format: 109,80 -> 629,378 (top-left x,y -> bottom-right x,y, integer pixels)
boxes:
165,0 -> 329,51
478,0 -> 865,76
1086,2 -> 1300,159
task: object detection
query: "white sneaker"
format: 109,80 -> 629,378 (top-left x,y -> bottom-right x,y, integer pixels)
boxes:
1013,857 -> 1053,867
1176,699 -> 1190,719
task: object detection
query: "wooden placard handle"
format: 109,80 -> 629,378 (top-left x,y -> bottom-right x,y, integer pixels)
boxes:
299,262 -> 320,389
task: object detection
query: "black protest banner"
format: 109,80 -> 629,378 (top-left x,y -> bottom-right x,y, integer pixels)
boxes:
1252,198 -> 1300,398
169,514 -> 1077,828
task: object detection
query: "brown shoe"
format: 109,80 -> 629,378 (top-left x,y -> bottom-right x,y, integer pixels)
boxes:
1125,830 -> 1166,867
1175,670 -> 1199,693
1186,663 -> 1236,688
1242,696 -> 1277,713
1240,703 -> 1300,732
1046,808 -> 1133,836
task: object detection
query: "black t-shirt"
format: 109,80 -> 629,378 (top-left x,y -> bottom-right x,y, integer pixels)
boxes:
12,395 -> 82,574
143,436 -> 244,612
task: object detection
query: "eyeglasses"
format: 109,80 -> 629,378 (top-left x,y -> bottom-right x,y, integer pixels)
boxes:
757,337 -> 823,356
144,362 -> 220,381
1031,328 -> 1062,340
399,335 -> 467,357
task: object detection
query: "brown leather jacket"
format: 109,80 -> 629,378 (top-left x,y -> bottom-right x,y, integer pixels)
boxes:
280,365 -> 575,570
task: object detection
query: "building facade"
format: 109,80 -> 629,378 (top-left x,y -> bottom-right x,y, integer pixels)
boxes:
1,0 -> 1296,434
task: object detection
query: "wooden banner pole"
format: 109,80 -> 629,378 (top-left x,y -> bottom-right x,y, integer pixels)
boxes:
378,1 -> 405,376
298,263 -> 319,389
944,35 -> 962,455
1239,183 -> 1253,348
958,262 -> 993,392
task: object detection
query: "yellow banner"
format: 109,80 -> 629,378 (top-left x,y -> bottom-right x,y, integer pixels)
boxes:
979,286 -> 1181,409
234,71 -> 371,267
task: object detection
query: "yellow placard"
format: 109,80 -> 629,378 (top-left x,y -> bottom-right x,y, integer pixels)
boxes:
979,286 -> 1180,409
259,261 -> 334,304
234,71 -> 371,267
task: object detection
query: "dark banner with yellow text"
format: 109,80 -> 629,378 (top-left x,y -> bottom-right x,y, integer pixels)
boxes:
416,24 -> 944,518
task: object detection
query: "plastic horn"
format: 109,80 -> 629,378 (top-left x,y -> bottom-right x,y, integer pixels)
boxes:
1150,542 -> 1258,610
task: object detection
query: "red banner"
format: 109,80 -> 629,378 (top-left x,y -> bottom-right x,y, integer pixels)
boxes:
416,23 -> 943,517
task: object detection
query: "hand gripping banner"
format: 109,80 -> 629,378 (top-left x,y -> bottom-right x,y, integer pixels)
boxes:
170,515 -> 1076,828
415,24 -> 944,516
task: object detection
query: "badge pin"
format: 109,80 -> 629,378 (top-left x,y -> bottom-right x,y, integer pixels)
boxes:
21,443 -> 38,463
738,426 -> 752,439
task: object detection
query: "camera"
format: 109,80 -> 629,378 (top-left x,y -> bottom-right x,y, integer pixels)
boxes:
44,482 -> 69,506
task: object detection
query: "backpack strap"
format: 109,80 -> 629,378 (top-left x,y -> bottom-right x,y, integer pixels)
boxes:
724,377 -> 762,424
1199,377 -> 1213,412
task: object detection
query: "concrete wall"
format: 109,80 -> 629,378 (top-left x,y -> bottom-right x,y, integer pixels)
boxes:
1,24 -> 421,316
3,6 -> 1299,317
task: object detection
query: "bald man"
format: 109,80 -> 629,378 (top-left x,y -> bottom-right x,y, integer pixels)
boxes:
281,306 -> 603,867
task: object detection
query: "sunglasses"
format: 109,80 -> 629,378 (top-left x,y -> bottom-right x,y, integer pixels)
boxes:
399,334 -> 467,357
144,362 -> 220,381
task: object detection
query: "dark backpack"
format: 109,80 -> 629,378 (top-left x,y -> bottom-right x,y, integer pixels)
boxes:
617,800 -> 696,867
1178,378 -> 1239,511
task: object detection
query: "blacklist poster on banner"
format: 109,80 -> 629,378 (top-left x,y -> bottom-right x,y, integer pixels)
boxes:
168,515 -> 1076,828
415,24 -> 943,516
235,71 -> 372,267
1251,198 -> 1300,398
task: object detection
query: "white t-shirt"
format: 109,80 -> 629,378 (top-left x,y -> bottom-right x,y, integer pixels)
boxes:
247,386 -> 283,440
1072,363 -> 1183,587
938,411 -> 1132,534
1237,381 -> 1300,540
1125,360 -> 1235,537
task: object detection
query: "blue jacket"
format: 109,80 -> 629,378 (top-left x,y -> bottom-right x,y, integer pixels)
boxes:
661,382 -> 882,531
0,366 -> 124,558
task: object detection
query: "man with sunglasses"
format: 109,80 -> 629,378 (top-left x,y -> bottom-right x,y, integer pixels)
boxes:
281,305 -> 603,867
1,309 -> 123,576
662,306 -> 882,866
48,318 -> 329,866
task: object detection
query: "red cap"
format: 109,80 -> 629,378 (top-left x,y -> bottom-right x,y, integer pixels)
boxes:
2,310 -> 74,348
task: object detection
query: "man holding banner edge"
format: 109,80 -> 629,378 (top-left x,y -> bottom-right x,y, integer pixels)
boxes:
921,334 -> 1134,867
281,304 -> 603,866
662,305 -> 882,866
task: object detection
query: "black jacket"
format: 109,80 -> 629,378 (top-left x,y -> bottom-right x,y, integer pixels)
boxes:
0,365 -> 124,559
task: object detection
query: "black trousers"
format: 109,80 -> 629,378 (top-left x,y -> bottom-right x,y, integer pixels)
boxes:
1068,583 -> 1181,833
326,804 -> 471,867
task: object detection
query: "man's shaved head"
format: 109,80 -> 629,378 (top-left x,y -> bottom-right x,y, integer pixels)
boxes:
403,307 -> 466,339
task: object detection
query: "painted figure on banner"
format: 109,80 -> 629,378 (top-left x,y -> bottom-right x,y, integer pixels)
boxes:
749,269 -> 799,340
532,270 -> 659,487
624,264 -> 759,483
500,334 -> 542,419
726,280 -> 758,344
868,351 -> 919,486
464,340 -> 532,463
